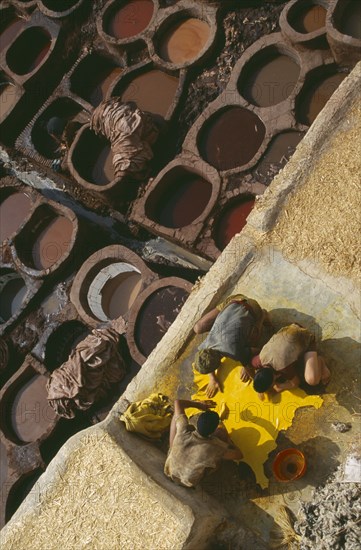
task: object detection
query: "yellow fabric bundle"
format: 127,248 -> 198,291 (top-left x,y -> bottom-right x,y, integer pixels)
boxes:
120,393 -> 173,439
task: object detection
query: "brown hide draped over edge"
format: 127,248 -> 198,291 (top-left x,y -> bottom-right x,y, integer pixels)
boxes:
47,327 -> 127,419
90,99 -> 159,180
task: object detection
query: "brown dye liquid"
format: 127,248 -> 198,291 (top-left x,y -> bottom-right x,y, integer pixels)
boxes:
199,107 -> 265,171
0,192 -> 32,242
255,131 -> 304,180
121,70 -> 179,118
91,144 -> 114,185
0,18 -> 25,52
298,73 -> 346,125
12,375 -> 57,442
339,1 -> 361,39
241,53 -> 300,107
89,67 -> 122,107
160,18 -> 210,64
135,286 -> 189,356
0,278 -> 27,321
0,84 -> 22,119
286,462 -> 298,474
101,271 -> 142,319
215,197 -> 255,250
293,5 -> 326,33
107,0 -> 154,39
32,216 -> 73,270
149,175 -> 212,228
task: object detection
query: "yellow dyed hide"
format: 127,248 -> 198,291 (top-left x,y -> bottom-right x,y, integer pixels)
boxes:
190,357 -> 323,488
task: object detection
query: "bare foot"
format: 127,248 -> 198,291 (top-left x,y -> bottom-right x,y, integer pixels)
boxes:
240,367 -> 250,382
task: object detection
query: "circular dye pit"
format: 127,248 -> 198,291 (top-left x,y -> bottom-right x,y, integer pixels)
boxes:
146,169 -> 212,228
289,4 -> 326,34
72,130 -> 115,185
135,286 -> 189,357
198,107 -> 265,171
255,131 -> 304,181
120,70 -> 179,118
87,263 -> 143,321
297,72 -> 346,125
101,271 -> 142,319
31,215 -> 74,271
11,375 -> 57,443
0,18 -> 25,53
106,0 -> 154,39
0,273 -> 27,323
6,27 -> 51,75
215,196 -> 255,250
159,18 -> 210,65
71,55 -> 123,108
0,191 -> 32,242
337,0 -> 361,40
239,49 -> 300,107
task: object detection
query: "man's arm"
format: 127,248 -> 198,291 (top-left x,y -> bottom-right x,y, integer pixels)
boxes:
193,308 -> 219,334
169,399 -> 216,447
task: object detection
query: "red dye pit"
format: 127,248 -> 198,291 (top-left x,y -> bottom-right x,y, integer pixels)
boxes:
106,0 -> 154,39
215,196 -> 255,250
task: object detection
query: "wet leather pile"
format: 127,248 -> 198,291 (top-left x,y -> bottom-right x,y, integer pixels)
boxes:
47,327 -> 127,419
90,98 -> 159,180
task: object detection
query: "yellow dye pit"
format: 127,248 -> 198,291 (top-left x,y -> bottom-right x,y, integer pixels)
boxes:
189,357 -> 323,488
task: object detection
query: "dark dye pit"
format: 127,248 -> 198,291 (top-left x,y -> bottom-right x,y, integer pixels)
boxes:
72,130 -> 115,185
215,196 -> 255,250
0,274 -> 27,322
70,54 -> 122,108
32,98 -> 84,159
100,271 -> 142,319
0,18 -> 25,53
297,72 -> 347,125
42,0 -> 79,10
0,440 -> 7,490
0,191 -> 32,242
32,216 -> 73,270
135,286 -> 189,357
11,375 -> 57,443
159,17 -> 210,65
146,170 -> 212,228
255,131 -> 304,182
119,70 -> 179,118
6,27 -> 51,75
198,107 -> 265,171
338,0 -> 361,39
106,0 -> 154,39
239,50 -> 300,107
290,5 -> 326,34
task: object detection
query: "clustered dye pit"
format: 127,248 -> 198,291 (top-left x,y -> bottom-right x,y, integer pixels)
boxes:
0,0 -> 359,528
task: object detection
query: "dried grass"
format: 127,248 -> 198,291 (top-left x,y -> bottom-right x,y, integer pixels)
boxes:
264,99 -> 361,285
2,432 -> 187,550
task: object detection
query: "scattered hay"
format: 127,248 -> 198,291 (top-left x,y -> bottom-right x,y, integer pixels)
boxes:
265,99 -> 361,285
2,432 -> 188,550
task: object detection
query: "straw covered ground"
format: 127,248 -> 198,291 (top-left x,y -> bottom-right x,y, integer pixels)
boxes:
2,431 -> 188,550
263,96 -> 361,285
